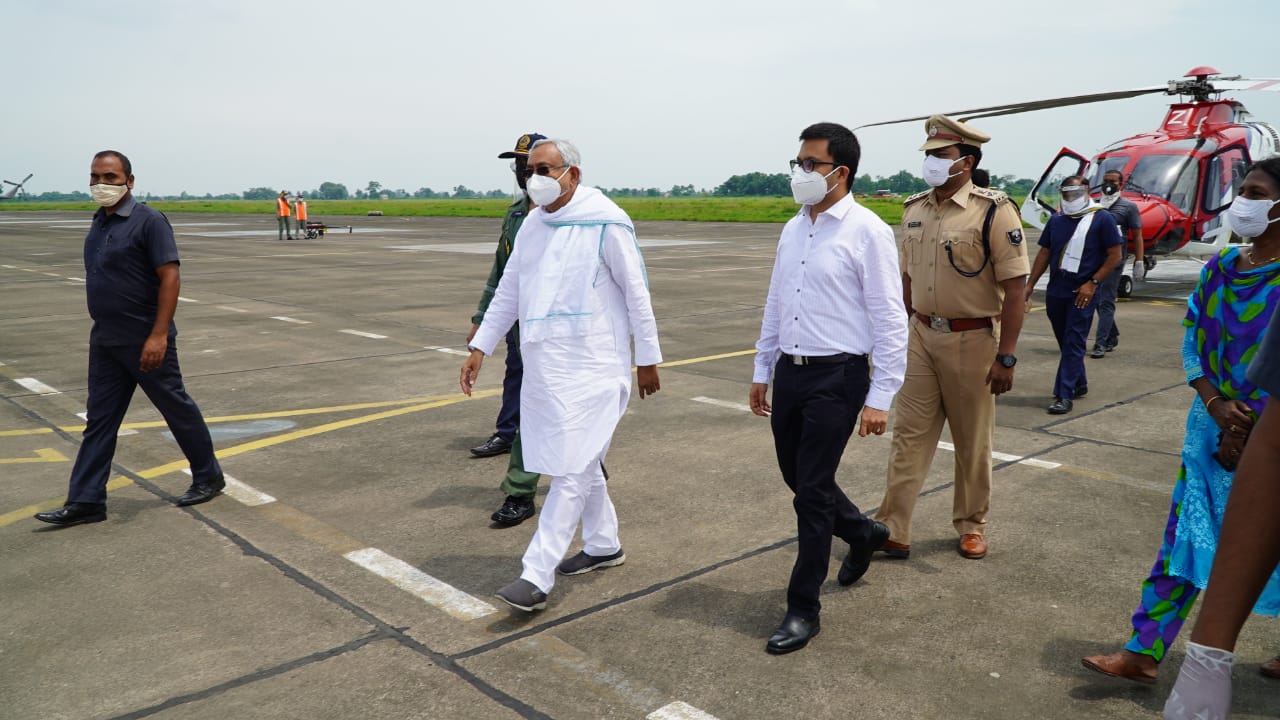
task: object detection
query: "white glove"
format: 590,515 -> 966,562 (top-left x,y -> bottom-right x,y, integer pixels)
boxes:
1162,642 -> 1236,720
1133,259 -> 1147,282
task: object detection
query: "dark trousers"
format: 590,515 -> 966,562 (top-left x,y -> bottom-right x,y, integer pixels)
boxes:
1093,264 -> 1122,349
1046,290 -> 1097,400
494,329 -> 522,441
770,356 -> 875,621
67,342 -> 222,505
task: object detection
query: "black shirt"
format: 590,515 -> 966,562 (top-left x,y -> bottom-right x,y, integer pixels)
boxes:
84,196 -> 180,345
1106,197 -> 1143,251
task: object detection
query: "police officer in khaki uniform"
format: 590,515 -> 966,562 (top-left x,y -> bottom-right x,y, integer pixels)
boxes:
873,115 -> 1029,560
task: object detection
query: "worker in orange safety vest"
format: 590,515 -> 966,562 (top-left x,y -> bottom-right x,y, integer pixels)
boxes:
276,190 -> 293,240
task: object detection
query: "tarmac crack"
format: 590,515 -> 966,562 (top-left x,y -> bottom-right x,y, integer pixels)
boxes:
4,395 -> 553,720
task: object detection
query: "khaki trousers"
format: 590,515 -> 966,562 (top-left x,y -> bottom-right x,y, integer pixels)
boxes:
875,315 -> 996,543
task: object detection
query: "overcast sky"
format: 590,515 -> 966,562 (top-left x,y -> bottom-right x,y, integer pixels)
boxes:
7,0 -> 1280,197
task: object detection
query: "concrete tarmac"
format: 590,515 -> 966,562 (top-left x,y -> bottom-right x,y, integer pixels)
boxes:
1,210 -> 1277,720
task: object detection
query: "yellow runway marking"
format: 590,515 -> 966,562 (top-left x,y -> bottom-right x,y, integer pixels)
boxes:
0,476 -> 132,527
0,392 -> 474,437
0,448 -> 68,464
1,347 -> 760,526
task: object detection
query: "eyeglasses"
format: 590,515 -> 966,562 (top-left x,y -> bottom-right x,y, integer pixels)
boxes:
790,159 -> 837,173
518,164 -> 569,180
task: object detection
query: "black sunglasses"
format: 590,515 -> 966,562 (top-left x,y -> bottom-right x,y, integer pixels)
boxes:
518,164 -> 569,180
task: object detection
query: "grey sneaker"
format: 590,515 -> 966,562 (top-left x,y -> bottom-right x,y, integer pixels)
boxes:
557,549 -> 626,576
495,579 -> 547,612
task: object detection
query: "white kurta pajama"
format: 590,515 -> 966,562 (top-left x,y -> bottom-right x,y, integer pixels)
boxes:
471,186 -> 662,593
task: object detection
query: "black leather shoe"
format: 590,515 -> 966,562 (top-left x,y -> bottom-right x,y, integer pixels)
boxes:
34,503 -> 106,526
838,520 -> 889,586
491,495 -> 535,526
470,434 -> 513,458
1089,345 -> 1106,359
766,615 -> 820,655
1074,384 -> 1088,398
1048,397 -> 1073,415
175,478 -> 226,507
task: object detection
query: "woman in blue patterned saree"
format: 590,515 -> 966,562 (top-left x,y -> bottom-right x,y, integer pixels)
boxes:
1082,158 -> 1280,685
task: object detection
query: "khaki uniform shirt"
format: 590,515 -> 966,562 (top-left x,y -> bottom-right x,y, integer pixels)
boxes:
900,181 -> 1028,318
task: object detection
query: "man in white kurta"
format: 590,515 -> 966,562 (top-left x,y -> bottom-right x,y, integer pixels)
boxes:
462,138 -> 662,612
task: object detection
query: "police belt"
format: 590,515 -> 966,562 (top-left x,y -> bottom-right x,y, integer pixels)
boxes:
780,352 -> 866,366
914,312 -> 993,333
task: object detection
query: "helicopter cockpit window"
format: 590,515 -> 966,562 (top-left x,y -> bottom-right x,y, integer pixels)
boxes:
1202,146 -> 1249,214
1127,155 -> 1198,212
1089,156 -> 1129,190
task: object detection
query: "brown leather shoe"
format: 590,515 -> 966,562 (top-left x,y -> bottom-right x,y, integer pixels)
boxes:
1262,655 -> 1280,679
1081,651 -> 1158,685
958,533 -> 987,559
879,540 -> 910,559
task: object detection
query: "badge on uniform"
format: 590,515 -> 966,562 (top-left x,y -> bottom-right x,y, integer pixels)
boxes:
907,221 -> 923,228
1007,229 -> 1023,245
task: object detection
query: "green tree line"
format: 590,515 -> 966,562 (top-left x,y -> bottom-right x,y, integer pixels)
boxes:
14,172 -> 1034,203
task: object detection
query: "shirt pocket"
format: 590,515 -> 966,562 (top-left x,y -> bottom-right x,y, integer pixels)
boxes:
942,229 -> 985,275
902,232 -> 923,266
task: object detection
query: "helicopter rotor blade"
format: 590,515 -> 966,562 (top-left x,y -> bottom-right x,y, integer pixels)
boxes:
854,86 -> 1169,130
1212,78 -> 1280,92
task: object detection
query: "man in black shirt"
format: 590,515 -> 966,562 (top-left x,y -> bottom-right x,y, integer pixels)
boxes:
1092,169 -> 1144,358
35,150 -> 224,527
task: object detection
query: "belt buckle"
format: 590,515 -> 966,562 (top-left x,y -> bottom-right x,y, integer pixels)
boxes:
929,316 -> 951,333
791,354 -> 806,365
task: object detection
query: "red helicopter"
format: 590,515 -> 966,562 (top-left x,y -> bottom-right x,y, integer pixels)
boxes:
859,67 -> 1280,296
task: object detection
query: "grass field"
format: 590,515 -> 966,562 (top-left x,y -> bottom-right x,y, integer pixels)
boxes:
0,197 -> 911,225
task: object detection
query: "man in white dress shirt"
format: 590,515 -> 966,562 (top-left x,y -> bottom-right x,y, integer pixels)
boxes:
749,122 -> 909,654
461,138 -> 662,612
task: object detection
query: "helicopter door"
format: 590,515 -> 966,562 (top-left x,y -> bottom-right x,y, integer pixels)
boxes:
1021,148 -> 1088,229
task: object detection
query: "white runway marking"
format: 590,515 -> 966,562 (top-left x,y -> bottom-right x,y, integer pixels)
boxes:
41,272 -> 60,277
343,548 -> 497,620
1,264 -> 14,269
216,305 -> 248,313
177,296 -> 199,303
690,396 -> 753,413
648,702 -> 721,720
65,276 -> 85,283
13,378 -> 60,395
270,316 -> 312,324
182,469 -> 276,506
340,329 -> 388,339
424,345 -> 471,357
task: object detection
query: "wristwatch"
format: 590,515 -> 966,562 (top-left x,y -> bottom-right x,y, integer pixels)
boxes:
1089,277 -> 1101,285
995,353 -> 1017,368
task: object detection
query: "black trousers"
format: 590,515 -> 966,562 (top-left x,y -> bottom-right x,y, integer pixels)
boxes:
770,355 -> 875,621
67,341 -> 222,505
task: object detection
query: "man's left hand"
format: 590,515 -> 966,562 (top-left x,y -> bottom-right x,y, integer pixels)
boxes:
1073,283 -> 1096,309
637,365 -> 661,399
858,407 -> 888,437
986,362 -> 1014,395
140,335 -> 167,372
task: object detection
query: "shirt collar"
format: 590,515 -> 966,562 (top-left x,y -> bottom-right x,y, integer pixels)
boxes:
806,192 -> 854,222
928,180 -> 974,209
106,194 -> 136,217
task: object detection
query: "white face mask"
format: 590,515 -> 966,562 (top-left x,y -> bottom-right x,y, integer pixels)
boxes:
526,167 -> 569,207
790,166 -> 840,206
1227,196 -> 1280,238
922,154 -> 963,187
1061,193 -> 1090,215
90,183 -> 129,207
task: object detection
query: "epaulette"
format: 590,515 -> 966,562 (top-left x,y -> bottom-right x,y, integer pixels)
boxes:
970,186 -> 1009,205
903,190 -> 930,206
